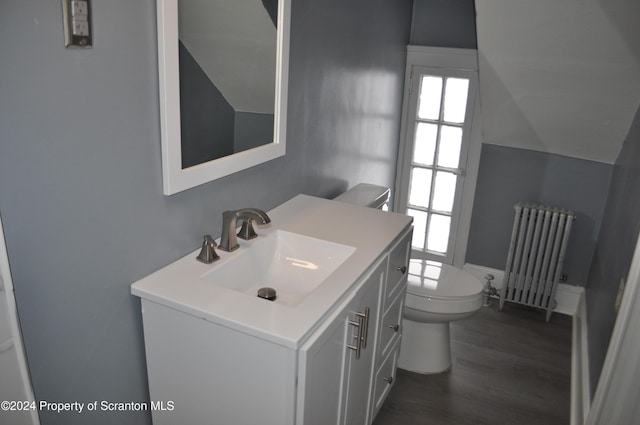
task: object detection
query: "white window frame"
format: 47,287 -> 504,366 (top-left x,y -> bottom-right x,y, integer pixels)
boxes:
393,46 -> 482,268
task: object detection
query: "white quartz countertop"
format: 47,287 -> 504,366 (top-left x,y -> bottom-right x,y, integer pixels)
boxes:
131,194 -> 412,349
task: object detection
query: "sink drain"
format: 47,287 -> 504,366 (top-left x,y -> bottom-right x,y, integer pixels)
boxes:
257,287 -> 277,301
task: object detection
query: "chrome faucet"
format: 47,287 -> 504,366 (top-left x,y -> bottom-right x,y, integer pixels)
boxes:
218,208 -> 271,252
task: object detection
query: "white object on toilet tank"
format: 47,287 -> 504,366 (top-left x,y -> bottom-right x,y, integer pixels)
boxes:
333,183 -> 390,210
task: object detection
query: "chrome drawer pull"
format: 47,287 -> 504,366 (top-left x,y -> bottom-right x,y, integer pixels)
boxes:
383,376 -> 394,385
389,324 -> 400,332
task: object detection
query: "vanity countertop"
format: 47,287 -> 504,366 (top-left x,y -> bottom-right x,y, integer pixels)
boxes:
131,194 -> 412,349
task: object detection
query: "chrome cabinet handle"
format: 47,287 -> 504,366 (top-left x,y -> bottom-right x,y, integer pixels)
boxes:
383,376 -> 394,385
356,307 -> 370,349
347,306 -> 370,359
395,265 -> 407,274
389,324 -> 400,332
346,318 -> 362,359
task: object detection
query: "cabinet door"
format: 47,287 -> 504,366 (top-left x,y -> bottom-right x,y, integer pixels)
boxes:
341,261 -> 385,425
297,288 -> 356,425
297,260 -> 385,425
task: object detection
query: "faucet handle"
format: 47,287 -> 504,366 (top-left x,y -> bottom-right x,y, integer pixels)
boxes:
237,218 -> 258,241
196,235 -> 220,264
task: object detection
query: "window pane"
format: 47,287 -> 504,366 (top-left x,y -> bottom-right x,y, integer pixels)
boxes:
432,171 -> 457,213
428,214 -> 450,254
407,209 -> 427,249
438,126 -> 462,168
409,168 -> 432,207
443,78 -> 469,124
417,76 -> 442,120
413,123 -> 437,166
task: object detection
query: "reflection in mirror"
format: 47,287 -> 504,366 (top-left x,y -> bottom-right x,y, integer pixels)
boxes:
157,0 -> 290,195
178,0 -> 277,169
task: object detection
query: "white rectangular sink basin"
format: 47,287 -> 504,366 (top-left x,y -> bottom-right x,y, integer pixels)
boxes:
200,230 -> 356,306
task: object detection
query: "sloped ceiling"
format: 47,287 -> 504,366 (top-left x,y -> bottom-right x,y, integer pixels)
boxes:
475,0 -> 640,164
179,0 -> 276,114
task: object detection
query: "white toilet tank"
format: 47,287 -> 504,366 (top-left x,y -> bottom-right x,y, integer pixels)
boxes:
333,183 -> 390,210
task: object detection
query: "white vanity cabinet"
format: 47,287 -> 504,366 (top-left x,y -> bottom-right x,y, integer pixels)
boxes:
132,195 -> 412,425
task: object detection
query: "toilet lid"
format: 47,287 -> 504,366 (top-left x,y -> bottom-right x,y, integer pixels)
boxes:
405,259 -> 483,300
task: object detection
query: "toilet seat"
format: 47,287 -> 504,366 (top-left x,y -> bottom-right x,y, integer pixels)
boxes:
404,261 -> 483,315
404,292 -> 483,316
406,287 -> 482,301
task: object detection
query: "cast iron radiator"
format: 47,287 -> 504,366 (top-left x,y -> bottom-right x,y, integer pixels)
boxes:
499,203 -> 575,321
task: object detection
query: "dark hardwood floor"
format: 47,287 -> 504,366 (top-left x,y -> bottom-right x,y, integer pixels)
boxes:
373,302 -> 572,425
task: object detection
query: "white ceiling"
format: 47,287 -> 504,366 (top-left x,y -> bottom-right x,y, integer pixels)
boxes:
475,0 -> 640,164
179,0 -> 276,114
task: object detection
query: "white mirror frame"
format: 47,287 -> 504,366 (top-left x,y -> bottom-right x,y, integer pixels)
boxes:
157,0 -> 290,195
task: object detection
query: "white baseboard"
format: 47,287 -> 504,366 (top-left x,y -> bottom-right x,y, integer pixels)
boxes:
462,263 -> 583,316
571,294 -> 591,425
462,263 -> 590,425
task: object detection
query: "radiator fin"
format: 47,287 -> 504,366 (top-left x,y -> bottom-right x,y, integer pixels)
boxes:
499,203 -> 575,321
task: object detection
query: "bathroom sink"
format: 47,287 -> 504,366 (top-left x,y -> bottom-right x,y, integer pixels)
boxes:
200,230 -> 356,306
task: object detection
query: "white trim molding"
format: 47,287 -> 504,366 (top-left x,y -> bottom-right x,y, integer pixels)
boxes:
0,216 -> 40,425
571,294 -> 591,425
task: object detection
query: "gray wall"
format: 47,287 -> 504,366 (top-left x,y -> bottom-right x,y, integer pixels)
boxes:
410,0 -> 477,48
0,1 -> 412,424
586,104 -> 640,395
467,144 -> 612,286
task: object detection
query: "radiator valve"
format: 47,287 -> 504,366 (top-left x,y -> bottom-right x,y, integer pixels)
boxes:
483,274 -> 497,307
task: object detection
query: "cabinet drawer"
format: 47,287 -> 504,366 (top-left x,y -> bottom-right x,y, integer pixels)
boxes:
384,229 -> 411,307
377,290 -> 404,360
371,339 -> 400,417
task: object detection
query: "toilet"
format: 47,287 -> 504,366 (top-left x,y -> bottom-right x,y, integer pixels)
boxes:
334,183 -> 484,374
399,259 -> 483,373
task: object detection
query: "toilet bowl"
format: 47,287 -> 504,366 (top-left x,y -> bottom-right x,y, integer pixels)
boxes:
333,183 -> 484,374
398,259 -> 483,374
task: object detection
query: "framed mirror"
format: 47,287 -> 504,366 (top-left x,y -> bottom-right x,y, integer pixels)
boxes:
157,0 -> 290,195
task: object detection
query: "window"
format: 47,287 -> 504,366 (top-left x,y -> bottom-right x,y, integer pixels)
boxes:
394,47 -> 481,267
